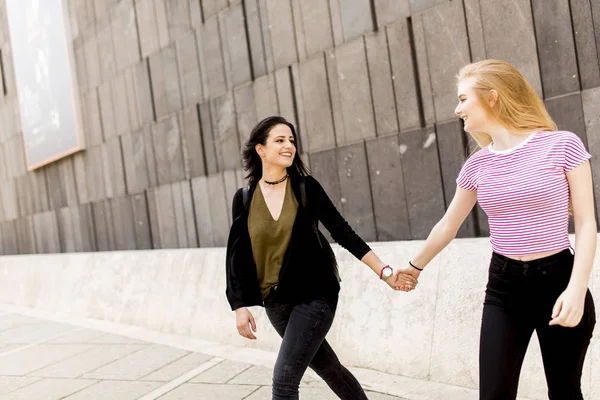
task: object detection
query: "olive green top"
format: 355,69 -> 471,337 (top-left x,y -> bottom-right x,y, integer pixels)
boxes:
248,179 -> 298,299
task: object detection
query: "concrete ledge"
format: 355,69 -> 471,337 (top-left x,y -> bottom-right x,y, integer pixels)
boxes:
0,237 -> 597,399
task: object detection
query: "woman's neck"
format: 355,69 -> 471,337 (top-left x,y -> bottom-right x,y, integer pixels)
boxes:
487,125 -> 535,151
261,164 -> 287,183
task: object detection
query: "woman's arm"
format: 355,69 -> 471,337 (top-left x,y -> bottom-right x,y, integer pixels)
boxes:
550,161 -> 596,327
306,176 -> 414,289
394,187 -> 477,280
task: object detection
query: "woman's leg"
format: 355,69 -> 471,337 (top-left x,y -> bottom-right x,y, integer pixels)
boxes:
479,299 -> 534,400
536,284 -> 596,399
265,298 -> 367,400
308,338 -> 368,399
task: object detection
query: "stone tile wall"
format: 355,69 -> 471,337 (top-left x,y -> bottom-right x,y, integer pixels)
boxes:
0,0 -> 598,253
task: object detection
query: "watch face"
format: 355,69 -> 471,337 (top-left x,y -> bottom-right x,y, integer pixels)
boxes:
381,267 -> 393,280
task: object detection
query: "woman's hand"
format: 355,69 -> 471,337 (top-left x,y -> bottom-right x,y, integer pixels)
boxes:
235,307 -> 257,339
549,287 -> 587,327
392,265 -> 421,292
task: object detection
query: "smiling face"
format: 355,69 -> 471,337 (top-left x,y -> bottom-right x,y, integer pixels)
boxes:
454,77 -> 494,133
255,124 -> 297,169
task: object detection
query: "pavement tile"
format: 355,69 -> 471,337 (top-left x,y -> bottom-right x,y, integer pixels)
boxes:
0,376 -> 42,396
0,345 -> 94,376
81,345 -> 188,380
0,321 -> 73,344
157,383 -> 260,400
0,314 -> 37,333
86,333 -> 148,344
30,345 -> 147,378
189,359 -> 252,384
45,329 -> 106,345
62,380 -> 161,400
1,377 -> 96,400
140,352 -> 214,382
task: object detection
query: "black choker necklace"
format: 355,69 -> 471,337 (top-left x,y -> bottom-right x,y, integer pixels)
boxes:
264,174 -> 289,185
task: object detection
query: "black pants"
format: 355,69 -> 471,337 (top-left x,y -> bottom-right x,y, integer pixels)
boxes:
480,249 -> 596,400
264,296 -> 368,400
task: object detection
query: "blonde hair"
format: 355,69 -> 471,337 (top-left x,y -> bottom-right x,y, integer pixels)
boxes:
457,59 -> 557,148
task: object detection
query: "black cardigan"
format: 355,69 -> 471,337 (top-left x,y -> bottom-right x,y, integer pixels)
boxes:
225,176 -> 371,311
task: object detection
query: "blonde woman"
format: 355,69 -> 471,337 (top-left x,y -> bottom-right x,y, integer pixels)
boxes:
394,60 -> 596,399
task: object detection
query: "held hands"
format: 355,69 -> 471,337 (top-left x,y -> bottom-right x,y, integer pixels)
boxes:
549,286 -> 587,327
235,307 -> 257,340
390,264 -> 421,292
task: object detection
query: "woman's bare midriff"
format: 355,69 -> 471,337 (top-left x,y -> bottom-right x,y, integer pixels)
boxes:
506,249 -> 566,262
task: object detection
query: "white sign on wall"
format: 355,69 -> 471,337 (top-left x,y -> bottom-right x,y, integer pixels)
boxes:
5,0 -> 84,170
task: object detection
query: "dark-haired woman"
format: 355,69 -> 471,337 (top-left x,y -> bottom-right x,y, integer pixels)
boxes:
225,116 -> 416,399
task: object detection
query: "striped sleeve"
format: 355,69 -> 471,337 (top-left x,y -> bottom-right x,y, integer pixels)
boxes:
456,157 -> 478,191
562,132 -> 591,172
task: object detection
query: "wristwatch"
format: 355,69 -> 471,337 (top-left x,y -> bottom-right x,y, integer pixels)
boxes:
379,265 -> 393,281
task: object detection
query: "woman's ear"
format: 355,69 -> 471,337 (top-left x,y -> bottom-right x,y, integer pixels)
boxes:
488,90 -> 498,108
255,143 -> 264,158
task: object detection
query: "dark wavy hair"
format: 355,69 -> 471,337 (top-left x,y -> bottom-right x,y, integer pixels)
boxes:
242,116 -> 309,185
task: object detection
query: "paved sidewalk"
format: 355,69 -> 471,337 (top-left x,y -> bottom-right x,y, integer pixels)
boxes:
0,306 -> 535,400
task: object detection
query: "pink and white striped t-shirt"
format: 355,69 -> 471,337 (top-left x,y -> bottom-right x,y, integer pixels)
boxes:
456,130 -> 591,256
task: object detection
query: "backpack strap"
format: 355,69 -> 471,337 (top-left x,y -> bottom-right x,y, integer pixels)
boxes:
242,186 -> 250,208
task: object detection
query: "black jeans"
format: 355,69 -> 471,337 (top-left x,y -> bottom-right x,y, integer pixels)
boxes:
480,249 -> 596,400
265,296 -> 368,400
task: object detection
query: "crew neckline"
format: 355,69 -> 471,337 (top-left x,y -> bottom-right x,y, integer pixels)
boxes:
487,131 -> 539,154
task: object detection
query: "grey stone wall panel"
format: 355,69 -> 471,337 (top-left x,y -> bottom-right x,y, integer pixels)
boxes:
111,0 -> 140,72
532,0 -> 580,97
164,0 -> 192,42
435,121 -> 477,237
365,31 -> 399,136
244,0 -> 268,77
410,0 -> 447,14
150,46 -> 183,119
207,173 -> 230,246
332,38 -> 376,145
570,0 -> 600,89
366,135 -> 412,241
373,0 -> 410,29
299,55 -> 336,152
582,88 -> 600,217
92,200 -> 114,251
234,83 -> 257,148
338,0 -> 373,42
253,73 -> 279,121
112,73 -> 132,136
274,67 -> 296,129
110,196 -> 137,250
179,105 -> 206,178
545,93 -> 588,146
191,176 -> 215,247
102,137 -> 127,198
0,220 -> 18,254
121,130 -> 150,194
265,0 -> 298,70
201,0 -> 229,20
211,92 -> 240,171
132,192 -> 153,249
411,14 -> 435,125
154,0 -> 171,49
399,127 -> 446,239
82,90 -> 104,147
83,28 -> 102,88
309,149 -> 342,243
221,5 -> 252,87
136,0 -> 160,58
142,124 -> 159,187
294,0 -> 334,58
197,17 -> 227,99
98,82 -> 117,139
133,60 -> 155,125
175,31 -> 204,107
152,114 -> 185,185
96,19 -> 117,81
464,0 -> 487,62
479,0 -> 543,95
33,212 -> 61,253
422,0 -> 471,123
152,183 -> 179,248
325,50 -> 346,148
0,178 -> 17,221
16,216 -> 36,254
199,102 -> 218,174
387,20 -> 420,131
